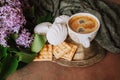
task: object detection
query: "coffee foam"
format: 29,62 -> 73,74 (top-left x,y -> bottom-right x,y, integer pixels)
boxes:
69,15 -> 98,34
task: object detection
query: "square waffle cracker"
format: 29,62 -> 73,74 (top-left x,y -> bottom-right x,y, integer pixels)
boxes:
34,44 -> 52,61
61,43 -> 77,61
53,42 -> 71,59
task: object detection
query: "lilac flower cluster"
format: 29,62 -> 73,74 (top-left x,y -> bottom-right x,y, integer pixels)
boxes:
0,27 -> 7,47
0,5 -> 26,33
0,0 -> 21,8
0,0 -> 33,48
16,29 -> 33,48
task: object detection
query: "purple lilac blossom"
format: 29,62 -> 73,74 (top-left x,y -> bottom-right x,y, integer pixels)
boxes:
0,27 -> 7,47
0,5 -> 26,33
0,0 -> 21,8
0,0 -> 33,48
16,29 -> 33,48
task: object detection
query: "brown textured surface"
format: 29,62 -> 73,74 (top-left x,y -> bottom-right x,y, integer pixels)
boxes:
7,53 -> 120,80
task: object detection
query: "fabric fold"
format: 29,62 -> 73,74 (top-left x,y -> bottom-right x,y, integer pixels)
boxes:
30,0 -> 120,53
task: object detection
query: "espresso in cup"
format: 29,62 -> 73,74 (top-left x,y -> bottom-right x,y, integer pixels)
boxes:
68,15 -> 98,34
67,13 -> 100,48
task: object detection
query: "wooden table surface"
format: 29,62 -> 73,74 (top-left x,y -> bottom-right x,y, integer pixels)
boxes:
7,52 -> 120,80
7,0 -> 120,80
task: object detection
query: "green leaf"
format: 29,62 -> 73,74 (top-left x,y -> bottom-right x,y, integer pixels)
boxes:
14,51 -> 37,63
0,62 -> 2,73
7,35 -> 19,51
0,54 -> 19,80
31,34 -> 46,53
30,6 -> 35,17
0,46 -> 7,60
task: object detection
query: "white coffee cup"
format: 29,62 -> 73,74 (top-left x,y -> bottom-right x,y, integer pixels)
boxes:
67,13 -> 100,48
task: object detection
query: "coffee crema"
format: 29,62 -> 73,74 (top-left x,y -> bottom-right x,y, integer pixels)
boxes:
69,15 -> 98,34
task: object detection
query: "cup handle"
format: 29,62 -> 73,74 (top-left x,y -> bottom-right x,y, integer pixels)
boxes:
78,37 -> 90,48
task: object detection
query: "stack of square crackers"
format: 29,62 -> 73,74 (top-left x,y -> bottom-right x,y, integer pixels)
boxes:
34,42 -> 77,61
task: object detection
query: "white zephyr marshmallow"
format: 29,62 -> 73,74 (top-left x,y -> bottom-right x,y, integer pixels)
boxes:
34,22 -> 52,34
54,15 -> 70,24
46,23 -> 68,45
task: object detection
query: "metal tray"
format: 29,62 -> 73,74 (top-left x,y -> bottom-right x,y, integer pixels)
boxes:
52,37 -> 106,67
